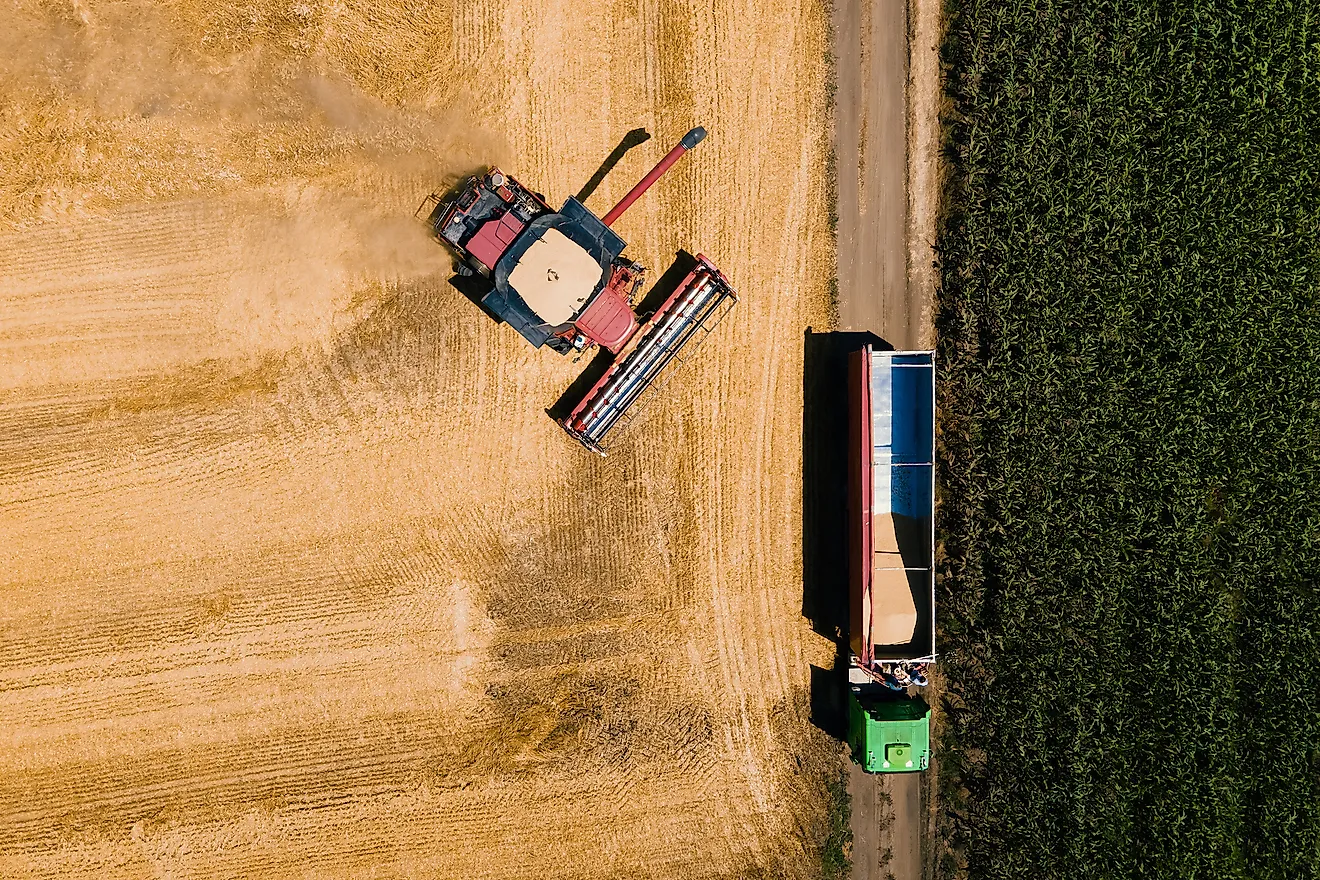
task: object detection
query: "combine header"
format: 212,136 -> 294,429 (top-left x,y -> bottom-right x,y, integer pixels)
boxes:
421,127 -> 737,454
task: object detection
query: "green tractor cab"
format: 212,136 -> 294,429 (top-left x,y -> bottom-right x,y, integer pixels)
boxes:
848,691 -> 931,773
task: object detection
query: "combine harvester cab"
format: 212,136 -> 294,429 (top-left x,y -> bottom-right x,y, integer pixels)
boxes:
421,127 -> 737,453
847,346 -> 936,773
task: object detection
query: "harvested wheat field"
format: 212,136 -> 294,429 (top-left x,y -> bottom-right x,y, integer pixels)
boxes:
0,1 -> 839,878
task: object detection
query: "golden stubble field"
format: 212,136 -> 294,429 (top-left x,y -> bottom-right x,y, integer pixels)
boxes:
0,1 -> 838,876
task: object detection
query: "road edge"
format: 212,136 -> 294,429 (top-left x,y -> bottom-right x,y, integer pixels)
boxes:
906,0 -> 943,351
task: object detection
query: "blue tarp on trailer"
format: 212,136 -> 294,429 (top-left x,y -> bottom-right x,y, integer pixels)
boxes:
869,352 -> 935,517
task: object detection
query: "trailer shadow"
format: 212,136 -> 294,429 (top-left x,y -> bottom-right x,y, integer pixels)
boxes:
803,328 -> 890,736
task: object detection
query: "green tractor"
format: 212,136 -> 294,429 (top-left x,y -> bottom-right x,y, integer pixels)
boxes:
848,690 -> 931,773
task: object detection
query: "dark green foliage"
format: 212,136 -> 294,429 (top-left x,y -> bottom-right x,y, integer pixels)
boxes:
935,2 -> 1320,878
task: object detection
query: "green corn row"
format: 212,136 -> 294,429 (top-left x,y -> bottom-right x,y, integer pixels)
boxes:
934,1 -> 1320,878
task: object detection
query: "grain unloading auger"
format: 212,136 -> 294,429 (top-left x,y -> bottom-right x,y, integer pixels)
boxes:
420,127 -> 738,454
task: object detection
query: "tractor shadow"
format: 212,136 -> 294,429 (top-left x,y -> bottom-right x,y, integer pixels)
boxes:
576,128 -> 652,205
803,328 -> 891,737
547,250 -> 698,422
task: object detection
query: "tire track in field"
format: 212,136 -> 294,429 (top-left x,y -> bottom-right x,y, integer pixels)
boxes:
3,766 -> 766,880
1,0 -> 838,876
0,194 -> 452,395
728,29 -> 827,733
655,0 -> 826,820
617,0 -> 781,839
0,279 -> 493,548
1,536 -> 492,756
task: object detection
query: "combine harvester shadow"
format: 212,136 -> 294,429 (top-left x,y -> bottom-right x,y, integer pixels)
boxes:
576,128 -> 652,203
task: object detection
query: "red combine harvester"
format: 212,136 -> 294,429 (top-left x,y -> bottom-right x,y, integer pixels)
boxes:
420,127 -> 737,454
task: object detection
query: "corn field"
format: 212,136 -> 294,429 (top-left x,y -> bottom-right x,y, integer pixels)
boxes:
935,3 -> 1320,878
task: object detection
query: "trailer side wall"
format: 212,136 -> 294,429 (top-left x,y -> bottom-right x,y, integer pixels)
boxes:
851,347 -> 936,663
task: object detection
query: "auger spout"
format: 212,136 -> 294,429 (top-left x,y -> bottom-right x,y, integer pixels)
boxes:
600,127 -> 707,227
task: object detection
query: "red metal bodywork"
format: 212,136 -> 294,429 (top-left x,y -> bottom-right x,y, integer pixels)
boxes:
424,127 -> 736,452
558,255 -> 736,453
465,213 -> 526,270
602,144 -> 688,227
574,285 -> 638,352
601,127 -> 707,227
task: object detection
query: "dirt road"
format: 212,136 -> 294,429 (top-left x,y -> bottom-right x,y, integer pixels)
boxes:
0,2 -> 841,877
848,764 -> 923,880
833,0 -> 942,877
834,0 -> 909,344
